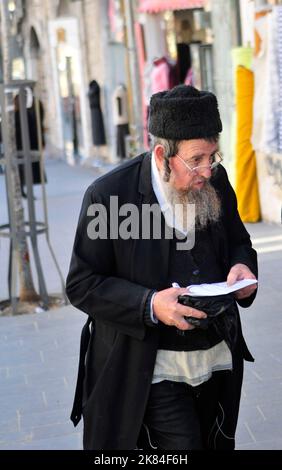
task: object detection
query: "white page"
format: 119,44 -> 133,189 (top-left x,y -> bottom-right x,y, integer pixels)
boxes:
182,279 -> 258,297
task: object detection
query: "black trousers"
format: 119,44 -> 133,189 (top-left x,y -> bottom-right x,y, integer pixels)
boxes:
141,364 -> 243,450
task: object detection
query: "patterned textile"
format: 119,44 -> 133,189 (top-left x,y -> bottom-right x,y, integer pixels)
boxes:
262,6 -> 282,153
252,8 -> 271,151
278,7 -> 282,150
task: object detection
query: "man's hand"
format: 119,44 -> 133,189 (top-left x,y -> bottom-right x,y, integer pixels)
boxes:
152,287 -> 207,331
227,263 -> 257,300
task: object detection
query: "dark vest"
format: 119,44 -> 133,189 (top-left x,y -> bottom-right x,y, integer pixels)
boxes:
158,226 -> 225,351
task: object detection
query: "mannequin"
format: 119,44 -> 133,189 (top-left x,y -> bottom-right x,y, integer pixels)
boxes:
112,84 -> 129,159
88,80 -> 106,146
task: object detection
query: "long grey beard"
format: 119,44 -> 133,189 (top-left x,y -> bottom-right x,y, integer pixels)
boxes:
162,178 -> 221,231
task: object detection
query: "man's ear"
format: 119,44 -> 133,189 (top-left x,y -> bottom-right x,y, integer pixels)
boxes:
154,144 -> 165,171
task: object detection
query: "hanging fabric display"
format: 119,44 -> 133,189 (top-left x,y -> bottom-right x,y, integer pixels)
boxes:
231,46 -> 254,182
151,57 -> 171,94
88,80 -> 106,146
251,7 -> 272,151
262,5 -> 282,153
235,66 -> 261,222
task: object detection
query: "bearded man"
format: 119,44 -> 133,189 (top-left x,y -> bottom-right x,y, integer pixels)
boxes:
66,85 -> 258,450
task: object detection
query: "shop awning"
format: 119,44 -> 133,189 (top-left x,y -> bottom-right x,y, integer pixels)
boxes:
138,0 -> 205,13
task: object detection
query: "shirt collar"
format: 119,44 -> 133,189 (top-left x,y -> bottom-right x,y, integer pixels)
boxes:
151,151 -> 188,236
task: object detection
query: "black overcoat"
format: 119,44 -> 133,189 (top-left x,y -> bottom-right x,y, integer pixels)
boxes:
66,152 -> 258,450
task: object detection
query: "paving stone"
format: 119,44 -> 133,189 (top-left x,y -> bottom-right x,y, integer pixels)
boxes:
238,437 -> 282,451
19,407 -> 72,430
0,390 -> 46,415
0,418 -> 20,436
0,374 -> 27,390
1,432 -> 82,450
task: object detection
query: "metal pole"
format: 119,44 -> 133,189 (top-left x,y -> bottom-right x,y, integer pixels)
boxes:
0,79 -> 67,309
234,0 -> 242,46
66,56 -> 79,158
34,95 -> 68,304
0,84 -> 18,313
123,0 -> 143,151
18,86 -> 49,307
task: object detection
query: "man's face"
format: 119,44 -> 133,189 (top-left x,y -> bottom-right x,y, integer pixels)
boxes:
168,139 -> 219,192
154,138 -> 221,230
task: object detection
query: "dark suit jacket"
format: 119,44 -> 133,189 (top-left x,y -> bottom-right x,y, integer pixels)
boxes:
66,152 -> 258,450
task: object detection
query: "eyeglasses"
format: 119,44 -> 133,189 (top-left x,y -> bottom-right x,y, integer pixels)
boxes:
175,151 -> 223,173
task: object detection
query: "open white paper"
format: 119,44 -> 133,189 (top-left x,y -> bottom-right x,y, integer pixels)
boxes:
182,279 -> 258,297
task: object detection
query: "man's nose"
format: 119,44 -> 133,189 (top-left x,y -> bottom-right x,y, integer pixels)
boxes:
198,166 -> 212,177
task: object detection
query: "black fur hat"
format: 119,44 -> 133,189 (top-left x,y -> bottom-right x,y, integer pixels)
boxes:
148,85 -> 222,140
